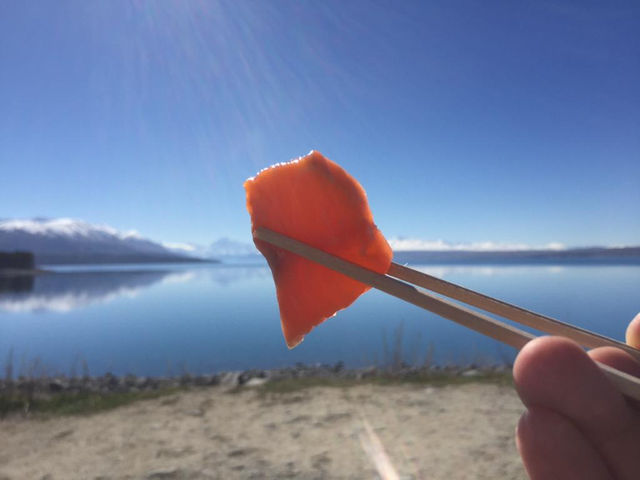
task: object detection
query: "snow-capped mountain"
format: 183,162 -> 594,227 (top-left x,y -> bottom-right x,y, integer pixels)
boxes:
162,238 -> 260,260
159,238 -> 259,260
206,237 -> 258,257
0,218 -> 207,265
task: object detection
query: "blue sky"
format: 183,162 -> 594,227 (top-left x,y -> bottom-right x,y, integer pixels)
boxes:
1,1 -> 638,248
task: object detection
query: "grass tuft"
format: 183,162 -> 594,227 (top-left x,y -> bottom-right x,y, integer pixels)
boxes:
0,388 -> 180,417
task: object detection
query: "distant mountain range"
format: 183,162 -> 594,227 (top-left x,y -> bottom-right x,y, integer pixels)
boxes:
392,247 -> 640,265
169,237 -> 259,260
1,218 -> 638,266
142,235 -> 640,265
200,237 -> 640,265
0,218 -> 214,265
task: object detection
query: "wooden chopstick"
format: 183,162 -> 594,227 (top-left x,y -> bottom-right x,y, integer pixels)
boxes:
388,263 -> 640,363
254,227 -> 640,401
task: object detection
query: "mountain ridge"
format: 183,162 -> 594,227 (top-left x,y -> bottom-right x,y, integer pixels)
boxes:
2,218 -> 638,266
0,218 -> 214,265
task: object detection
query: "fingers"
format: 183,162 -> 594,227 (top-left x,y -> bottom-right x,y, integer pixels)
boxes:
590,313 -> 640,409
514,337 -> 633,435
516,406 -> 613,480
589,347 -> 640,410
589,347 -> 640,379
514,336 -> 640,480
625,312 -> 640,348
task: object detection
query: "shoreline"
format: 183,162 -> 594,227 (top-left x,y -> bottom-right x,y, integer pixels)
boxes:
0,375 -> 526,479
1,363 -> 512,416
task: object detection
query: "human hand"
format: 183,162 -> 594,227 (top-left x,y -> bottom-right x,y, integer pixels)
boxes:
514,313 -> 640,479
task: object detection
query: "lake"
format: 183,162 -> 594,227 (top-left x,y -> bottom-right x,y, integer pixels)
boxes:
1,261 -> 639,377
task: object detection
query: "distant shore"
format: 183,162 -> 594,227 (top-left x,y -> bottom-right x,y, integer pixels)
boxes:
393,246 -> 640,265
0,268 -> 47,275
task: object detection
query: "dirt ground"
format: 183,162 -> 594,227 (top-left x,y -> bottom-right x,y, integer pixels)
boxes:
0,382 -> 527,479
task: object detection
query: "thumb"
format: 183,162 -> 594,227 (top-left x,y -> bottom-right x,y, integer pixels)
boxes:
625,313 -> 640,348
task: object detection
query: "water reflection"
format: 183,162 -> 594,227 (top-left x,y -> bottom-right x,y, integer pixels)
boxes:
0,275 -> 34,293
0,262 -> 569,314
206,265 -> 270,286
0,264 -> 272,313
0,263 -> 637,376
0,270 -> 188,313
413,265 -> 567,278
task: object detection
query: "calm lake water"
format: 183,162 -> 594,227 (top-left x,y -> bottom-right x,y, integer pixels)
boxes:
1,261 -> 639,377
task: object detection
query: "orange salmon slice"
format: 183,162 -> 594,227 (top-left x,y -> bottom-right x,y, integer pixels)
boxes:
244,151 -> 392,348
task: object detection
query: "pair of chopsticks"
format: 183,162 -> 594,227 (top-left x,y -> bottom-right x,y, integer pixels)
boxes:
254,227 -> 640,401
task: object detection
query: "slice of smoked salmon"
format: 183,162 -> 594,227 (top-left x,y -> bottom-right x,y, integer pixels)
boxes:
244,151 -> 393,348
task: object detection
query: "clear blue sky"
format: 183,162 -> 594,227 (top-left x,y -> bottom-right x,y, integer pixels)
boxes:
1,1 -> 638,247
